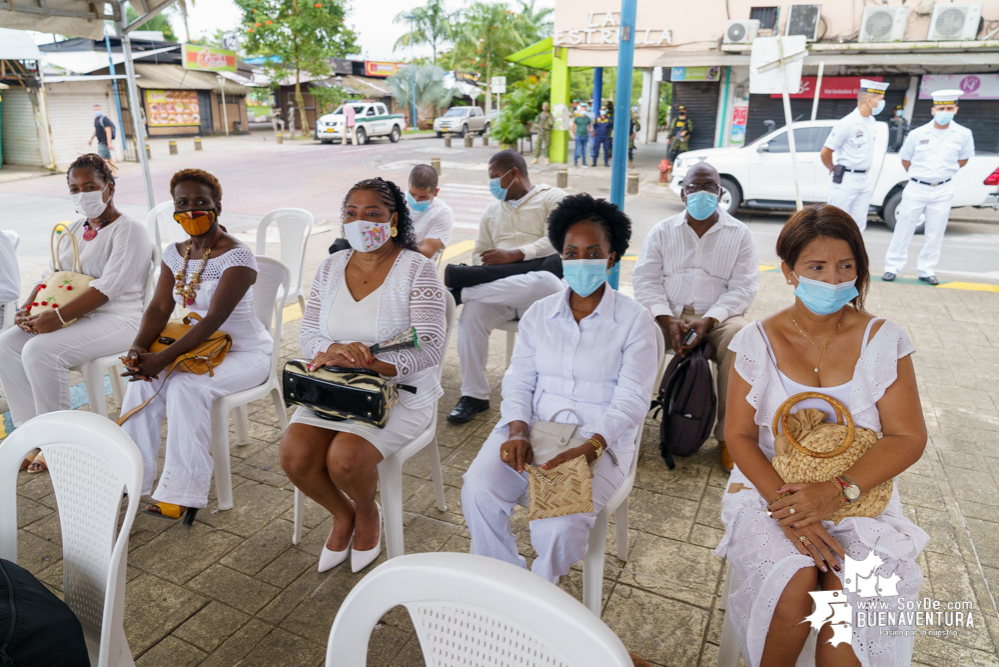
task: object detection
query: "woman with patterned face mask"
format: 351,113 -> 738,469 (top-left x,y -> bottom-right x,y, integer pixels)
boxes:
118,168 -> 273,525
0,154 -> 152,474
280,177 -> 447,574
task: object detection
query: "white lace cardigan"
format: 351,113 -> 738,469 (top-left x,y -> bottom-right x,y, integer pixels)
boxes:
299,249 -> 447,410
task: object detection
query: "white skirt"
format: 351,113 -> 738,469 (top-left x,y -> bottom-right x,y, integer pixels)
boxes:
290,401 -> 434,459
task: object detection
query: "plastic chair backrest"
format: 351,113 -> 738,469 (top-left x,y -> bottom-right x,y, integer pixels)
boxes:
438,291 -> 456,383
0,411 -> 143,658
145,201 -> 187,250
145,243 -> 162,307
255,209 -> 313,301
326,553 -> 633,667
251,256 -> 291,375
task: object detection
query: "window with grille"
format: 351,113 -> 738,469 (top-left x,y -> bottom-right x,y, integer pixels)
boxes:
750,7 -> 779,30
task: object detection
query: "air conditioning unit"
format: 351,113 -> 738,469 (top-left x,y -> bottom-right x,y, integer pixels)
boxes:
787,5 -> 822,41
859,6 -> 910,43
724,19 -> 760,44
927,2 -> 983,41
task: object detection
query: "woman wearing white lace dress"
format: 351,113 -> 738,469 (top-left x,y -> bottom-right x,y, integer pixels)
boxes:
280,178 -> 446,573
718,204 -> 929,666
119,169 -> 272,525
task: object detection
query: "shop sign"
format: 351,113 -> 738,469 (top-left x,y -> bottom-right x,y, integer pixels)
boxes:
730,105 -> 748,145
554,12 -> 672,47
365,61 -> 403,77
182,44 -> 236,73
769,76 -> 882,100
919,74 -> 999,100
671,66 -> 721,82
146,90 -> 201,127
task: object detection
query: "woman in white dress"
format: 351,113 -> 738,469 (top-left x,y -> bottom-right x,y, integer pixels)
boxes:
718,204 -> 929,666
119,169 -> 272,525
461,193 -> 658,583
0,154 -> 152,472
280,178 -> 446,574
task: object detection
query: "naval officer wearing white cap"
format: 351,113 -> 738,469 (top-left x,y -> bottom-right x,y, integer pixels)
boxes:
820,79 -> 890,231
883,89 -> 975,285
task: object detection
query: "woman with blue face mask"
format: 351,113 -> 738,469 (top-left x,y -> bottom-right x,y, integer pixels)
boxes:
461,193 -> 659,585
717,204 -> 929,666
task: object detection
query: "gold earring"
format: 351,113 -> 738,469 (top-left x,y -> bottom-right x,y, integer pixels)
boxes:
390,227 -> 398,238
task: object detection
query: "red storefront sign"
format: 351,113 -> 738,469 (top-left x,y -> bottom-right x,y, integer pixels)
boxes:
770,76 -> 883,100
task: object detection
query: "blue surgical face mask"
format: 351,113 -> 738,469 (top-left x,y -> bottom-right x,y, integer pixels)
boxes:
934,110 -> 954,126
407,192 -> 431,213
94,110 -> 102,118
792,273 -> 859,316
684,191 -> 719,221
562,259 -> 609,298
872,100 -> 885,115
489,168 -> 512,201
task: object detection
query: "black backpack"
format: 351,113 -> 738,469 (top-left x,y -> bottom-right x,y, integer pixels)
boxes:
0,558 -> 90,666
650,342 -> 717,469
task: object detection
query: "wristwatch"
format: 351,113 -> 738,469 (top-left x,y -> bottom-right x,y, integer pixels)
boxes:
834,475 -> 861,503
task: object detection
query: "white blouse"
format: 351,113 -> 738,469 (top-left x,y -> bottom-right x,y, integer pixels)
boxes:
299,249 -> 447,410
40,215 -> 152,322
326,282 -> 382,345
498,286 -> 659,455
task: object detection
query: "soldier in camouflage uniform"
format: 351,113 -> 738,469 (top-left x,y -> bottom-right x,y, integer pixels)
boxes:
531,102 -> 555,165
628,112 -> 641,169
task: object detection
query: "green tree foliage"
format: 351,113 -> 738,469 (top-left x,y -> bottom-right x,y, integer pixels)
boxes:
124,6 -> 177,42
490,75 -> 550,144
386,64 -> 457,123
393,0 -> 451,66
449,2 -> 524,109
312,85 -> 354,116
235,0 -> 358,135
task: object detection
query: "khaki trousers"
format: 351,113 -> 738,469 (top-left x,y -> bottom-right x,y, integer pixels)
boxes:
342,126 -> 357,145
678,306 -> 748,441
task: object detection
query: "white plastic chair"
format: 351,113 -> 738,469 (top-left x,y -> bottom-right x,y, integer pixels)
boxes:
717,561 -> 740,666
1,230 -> 20,332
579,325 -> 666,616
326,552 -> 634,667
145,201 -> 188,251
255,208 -> 314,313
211,256 -> 291,511
292,292 -> 457,555
0,411 -> 143,667
496,318 -> 519,368
71,244 -> 161,418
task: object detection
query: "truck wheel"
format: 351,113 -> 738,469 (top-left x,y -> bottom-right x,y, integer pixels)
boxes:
719,177 -> 742,216
883,190 -> 925,234
320,139 -> 332,145
389,126 -> 401,143
436,131 -> 443,138
457,124 -> 467,138
481,123 -> 490,136
355,127 -> 367,146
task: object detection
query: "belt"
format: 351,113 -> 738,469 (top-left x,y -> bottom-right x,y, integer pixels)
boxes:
843,168 -> 867,174
910,178 -> 952,187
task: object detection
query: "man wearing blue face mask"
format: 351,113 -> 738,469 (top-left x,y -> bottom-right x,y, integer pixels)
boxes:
406,164 -> 454,260
820,79 -> 889,232
633,162 -> 759,471
883,89 -> 974,286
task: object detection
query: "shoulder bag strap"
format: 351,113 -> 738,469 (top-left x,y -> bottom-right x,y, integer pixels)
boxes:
115,356 -> 188,426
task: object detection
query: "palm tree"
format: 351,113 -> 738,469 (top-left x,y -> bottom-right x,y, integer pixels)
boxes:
450,2 -> 526,112
393,0 -> 451,66
387,63 -> 457,122
175,0 -> 195,42
514,0 -> 554,41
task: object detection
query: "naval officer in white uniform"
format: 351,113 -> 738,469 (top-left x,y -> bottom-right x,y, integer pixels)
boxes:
820,79 -> 889,231
883,89 -> 975,286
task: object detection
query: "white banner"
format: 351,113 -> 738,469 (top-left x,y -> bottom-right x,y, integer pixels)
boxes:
919,74 -> 999,100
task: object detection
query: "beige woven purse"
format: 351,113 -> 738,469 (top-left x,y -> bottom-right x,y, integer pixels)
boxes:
28,224 -> 95,326
526,408 -> 595,521
770,392 -> 892,523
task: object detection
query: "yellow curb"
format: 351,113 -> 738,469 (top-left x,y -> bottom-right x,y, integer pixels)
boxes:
760,264 -> 779,272
442,240 -> 476,263
937,282 -> 999,293
283,302 -> 303,323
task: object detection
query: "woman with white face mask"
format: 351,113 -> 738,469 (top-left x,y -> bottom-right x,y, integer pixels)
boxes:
280,177 -> 447,574
718,205 -> 929,666
461,193 -> 658,584
0,154 -> 152,472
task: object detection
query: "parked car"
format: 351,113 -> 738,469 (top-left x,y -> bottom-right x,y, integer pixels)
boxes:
314,102 -> 407,145
433,107 -> 489,137
669,119 -> 999,231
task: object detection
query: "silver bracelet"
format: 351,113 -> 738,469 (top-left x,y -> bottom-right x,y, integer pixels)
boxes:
55,308 -> 68,326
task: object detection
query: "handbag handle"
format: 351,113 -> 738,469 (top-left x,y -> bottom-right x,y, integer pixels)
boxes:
770,391 -> 855,459
545,408 -> 583,425
50,224 -> 83,274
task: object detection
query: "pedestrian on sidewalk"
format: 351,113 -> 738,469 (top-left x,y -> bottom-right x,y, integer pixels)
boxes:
632,162 -> 758,472
531,102 -> 555,166
342,103 -> 358,146
571,105 -> 591,168
664,105 -> 692,181
88,105 -> 116,167
883,89 -> 974,286
628,109 -> 640,169
591,106 -> 612,167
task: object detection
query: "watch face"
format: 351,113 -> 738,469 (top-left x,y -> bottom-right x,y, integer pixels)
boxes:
845,485 -> 861,501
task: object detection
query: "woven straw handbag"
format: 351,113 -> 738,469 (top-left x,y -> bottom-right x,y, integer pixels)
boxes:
28,224 -> 95,326
770,392 -> 892,523
527,455 -> 594,521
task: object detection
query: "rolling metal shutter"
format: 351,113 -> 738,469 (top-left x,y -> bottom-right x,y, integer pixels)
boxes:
911,98 -> 999,154
670,81 -> 720,151
45,90 -> 115,170
1,88 -> 43,167
197,90 -> 213,135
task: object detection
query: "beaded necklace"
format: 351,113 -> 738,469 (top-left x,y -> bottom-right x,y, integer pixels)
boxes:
82,211 -> 117,241
175,228 -> 222,306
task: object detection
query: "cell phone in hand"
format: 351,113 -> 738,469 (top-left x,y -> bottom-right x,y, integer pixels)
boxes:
683,329 -> 698,346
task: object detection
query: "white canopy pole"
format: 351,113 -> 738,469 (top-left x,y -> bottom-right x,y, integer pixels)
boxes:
116,0 -> 155,209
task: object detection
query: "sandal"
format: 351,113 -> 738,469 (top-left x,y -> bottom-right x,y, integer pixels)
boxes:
20,450 -> 38,471
143,502 -> 198,526
27,451 -> 48,474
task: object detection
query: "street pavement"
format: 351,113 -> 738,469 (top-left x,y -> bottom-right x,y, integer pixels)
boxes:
5,131 -> 999,666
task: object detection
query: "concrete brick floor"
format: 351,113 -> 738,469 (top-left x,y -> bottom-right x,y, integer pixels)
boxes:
9,242 -> 999,666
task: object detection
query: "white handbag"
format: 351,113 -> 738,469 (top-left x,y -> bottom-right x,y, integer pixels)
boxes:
29,224 -> 95,327
529,408 -> 598,474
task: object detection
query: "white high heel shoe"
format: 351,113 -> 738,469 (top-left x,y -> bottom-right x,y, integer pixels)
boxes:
350,502 -> 382,574
318,502 -> 355,573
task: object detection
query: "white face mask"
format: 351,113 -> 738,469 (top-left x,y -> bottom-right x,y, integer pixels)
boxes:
70,184 -> 110,219
343,219 -> 393,253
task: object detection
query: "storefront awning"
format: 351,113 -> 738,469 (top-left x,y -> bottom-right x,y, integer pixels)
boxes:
43,46 -> 178,75
0,27 -> 41,60
653,49 -> 999,69
133,63 -> 249,95
505,38 -> 556,71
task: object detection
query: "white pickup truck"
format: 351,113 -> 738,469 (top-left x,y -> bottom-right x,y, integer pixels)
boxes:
314,102 -> 407,145
669,120 -> 999,231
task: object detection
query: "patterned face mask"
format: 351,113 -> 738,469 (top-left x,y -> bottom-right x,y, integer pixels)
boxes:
343,219 -> 393,252
174,209 -> 216,236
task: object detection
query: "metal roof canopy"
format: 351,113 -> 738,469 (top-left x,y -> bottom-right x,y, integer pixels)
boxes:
0,0 -> 182,208
506,37 -> 592,74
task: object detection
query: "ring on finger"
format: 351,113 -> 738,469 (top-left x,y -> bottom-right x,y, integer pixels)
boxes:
788,507 -> 796,515
798,535 -> 812,546
501,450 -> 509,461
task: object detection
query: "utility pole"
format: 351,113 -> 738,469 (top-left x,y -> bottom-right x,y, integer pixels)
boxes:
608,0 -> 637,289
407,13 -> 418,132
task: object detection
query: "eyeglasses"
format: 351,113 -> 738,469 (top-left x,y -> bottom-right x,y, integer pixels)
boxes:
683,182 -> 721,194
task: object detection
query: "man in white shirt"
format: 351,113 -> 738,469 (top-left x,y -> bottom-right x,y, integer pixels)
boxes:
883,89 -> 975,286
633,162 -> 759,471
447,150 -> 565,424
406,164 -> 454,260
820,79 -> 889,232
0,230 -> 20,330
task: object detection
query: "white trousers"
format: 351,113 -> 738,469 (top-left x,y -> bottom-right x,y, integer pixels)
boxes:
884,182 -> 953,277
119,349 -> 270,508
458,272 -> 564,400
461,426 -> 631,583
826,171 -> 874,232
0,313 -> 137,427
